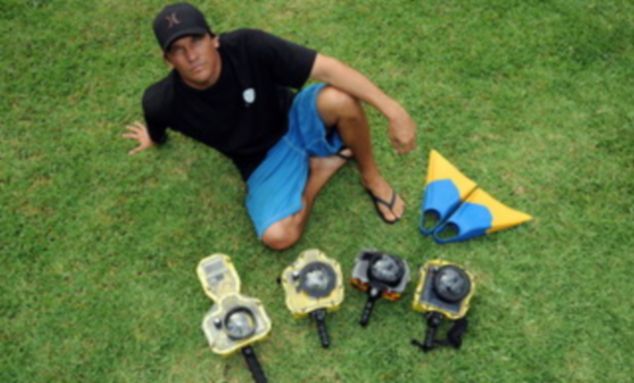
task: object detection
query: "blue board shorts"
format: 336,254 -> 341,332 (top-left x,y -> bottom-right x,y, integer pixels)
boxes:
246,83 -> 344,238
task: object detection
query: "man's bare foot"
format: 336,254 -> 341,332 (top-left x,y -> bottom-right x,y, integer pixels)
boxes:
363,177 -> 405,223
309,148 -> 352,181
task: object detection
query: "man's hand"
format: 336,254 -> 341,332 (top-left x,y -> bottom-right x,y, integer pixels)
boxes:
387,105 -> 417,154
123,121 -> 154,155
311,55 -> 417,154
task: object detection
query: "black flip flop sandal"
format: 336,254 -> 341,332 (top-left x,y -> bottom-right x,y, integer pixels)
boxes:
365,188 -> 401,224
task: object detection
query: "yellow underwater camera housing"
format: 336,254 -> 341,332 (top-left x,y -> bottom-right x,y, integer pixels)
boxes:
281,249 -> 344,348
411,259 -> 475,353
197,254 -> 271,382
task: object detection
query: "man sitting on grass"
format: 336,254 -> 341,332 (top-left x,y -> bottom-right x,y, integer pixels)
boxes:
123,2 -> 417,250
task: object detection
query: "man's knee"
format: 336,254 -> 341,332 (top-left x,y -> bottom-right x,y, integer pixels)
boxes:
318,86 -> 362,125
261,222 -> 301,251
321,86 -> 358,109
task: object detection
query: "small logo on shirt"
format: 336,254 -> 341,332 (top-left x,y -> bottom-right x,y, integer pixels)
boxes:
243,88 -> 256,105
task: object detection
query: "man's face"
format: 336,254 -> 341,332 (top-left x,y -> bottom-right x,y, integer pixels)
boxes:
165,34 -> 221,89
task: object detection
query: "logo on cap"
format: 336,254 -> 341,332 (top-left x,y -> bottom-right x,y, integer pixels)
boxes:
165,13 -> 180,29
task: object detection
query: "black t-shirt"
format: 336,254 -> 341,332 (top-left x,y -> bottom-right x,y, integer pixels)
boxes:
142,29 -> 317,180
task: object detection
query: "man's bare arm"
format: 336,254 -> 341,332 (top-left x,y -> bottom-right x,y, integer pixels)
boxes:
309,53 -> 416,154
122,121 -> 155,155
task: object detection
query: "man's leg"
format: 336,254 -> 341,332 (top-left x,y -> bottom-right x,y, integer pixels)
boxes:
261,151 -> 350,250
262,86 -> 403,250
316,86 -> 405,221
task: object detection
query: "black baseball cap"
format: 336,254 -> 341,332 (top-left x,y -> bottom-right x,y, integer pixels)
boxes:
153,2 -> 212,51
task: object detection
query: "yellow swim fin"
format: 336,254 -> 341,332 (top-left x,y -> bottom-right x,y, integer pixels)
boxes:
433,188 -> 532,243
420,150 -> 478,234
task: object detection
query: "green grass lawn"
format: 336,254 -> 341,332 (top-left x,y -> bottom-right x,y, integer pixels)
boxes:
2,0 -> 633,382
